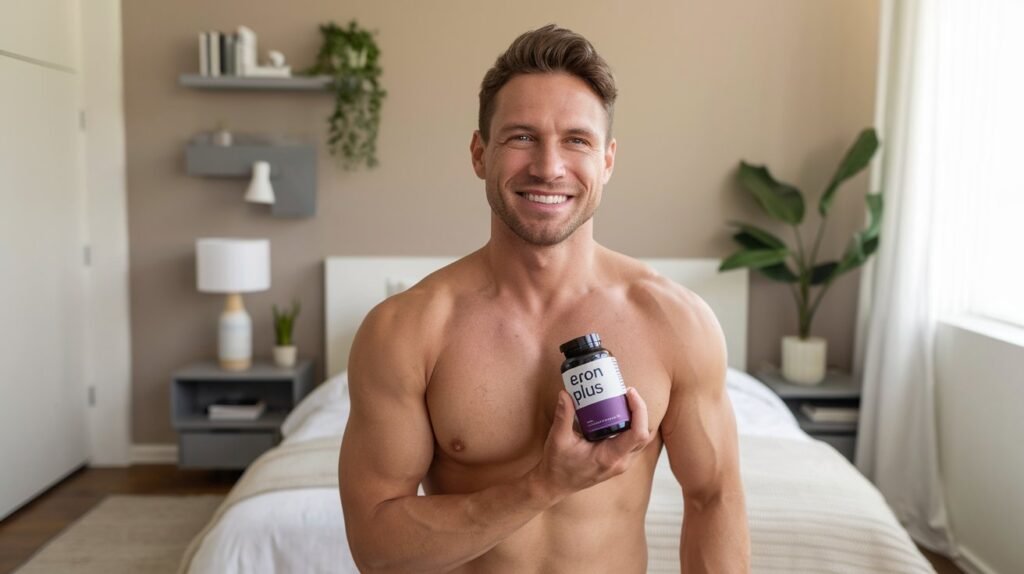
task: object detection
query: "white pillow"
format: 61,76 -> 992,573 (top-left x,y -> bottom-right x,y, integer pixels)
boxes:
725,368 -> 807,441
281,371 -> 350,437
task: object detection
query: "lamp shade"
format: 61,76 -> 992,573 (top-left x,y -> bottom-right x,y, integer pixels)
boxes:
245,161 -> 275,204
196,238 -> 270,293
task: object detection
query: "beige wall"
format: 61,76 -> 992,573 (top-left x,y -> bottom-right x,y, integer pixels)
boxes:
123,0 -> 880,443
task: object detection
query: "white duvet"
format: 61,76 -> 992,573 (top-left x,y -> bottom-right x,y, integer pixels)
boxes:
187,369 -> 933,573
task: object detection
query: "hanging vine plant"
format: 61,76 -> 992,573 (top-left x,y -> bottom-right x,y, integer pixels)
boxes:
304,21 -> 386,169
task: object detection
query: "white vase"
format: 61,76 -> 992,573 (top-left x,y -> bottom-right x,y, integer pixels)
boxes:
273,345 -> 297,368
781,336 -> 827,385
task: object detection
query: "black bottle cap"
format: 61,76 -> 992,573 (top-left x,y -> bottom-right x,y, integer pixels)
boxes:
559,332 -> 602,356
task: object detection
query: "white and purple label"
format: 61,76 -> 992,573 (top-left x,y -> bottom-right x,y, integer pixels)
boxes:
561,356 -> 630,434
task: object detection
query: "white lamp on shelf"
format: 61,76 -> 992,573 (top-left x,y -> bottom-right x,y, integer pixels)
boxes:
244,161 -> 275,204
196,238 -> 270,371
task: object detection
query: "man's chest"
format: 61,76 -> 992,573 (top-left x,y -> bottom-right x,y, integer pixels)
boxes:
424,305 -> 673,467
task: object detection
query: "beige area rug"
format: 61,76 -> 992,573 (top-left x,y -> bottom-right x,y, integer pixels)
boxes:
15,495 -> 222,574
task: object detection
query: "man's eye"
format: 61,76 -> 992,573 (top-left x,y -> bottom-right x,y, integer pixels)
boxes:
513,135 -> 533,142
568,138 -> 589,146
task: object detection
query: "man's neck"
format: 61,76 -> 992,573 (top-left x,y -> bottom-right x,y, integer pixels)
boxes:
482,219 -> 600,314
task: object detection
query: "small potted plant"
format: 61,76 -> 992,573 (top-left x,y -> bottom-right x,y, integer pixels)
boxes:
272,300 -> 301,368
719,128 -> 883,385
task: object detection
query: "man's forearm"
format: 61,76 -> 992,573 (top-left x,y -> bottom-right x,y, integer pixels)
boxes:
349,471 -> 562,573
679,489 -> 750,573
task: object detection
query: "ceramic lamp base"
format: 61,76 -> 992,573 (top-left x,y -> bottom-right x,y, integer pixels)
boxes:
218,293 -> 252,371
219,357 -> 251,371
782,335 -> 827,385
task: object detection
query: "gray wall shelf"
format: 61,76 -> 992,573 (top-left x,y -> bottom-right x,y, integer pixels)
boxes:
179,74 -> 333,91
185,133 -> 316,217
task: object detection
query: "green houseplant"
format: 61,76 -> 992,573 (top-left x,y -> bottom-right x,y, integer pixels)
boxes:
272,300 -> 301,367
719,128 -> 883,384
304,20 -> 387,170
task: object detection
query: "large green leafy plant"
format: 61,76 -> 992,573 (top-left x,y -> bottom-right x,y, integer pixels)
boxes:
305,21 -> 386,169
719,128 -> 883,339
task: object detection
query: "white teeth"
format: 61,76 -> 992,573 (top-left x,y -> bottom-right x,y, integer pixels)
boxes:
524,193 -> 568,204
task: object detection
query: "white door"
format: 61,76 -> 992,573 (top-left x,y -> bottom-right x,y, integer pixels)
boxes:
0,1 -> 90,519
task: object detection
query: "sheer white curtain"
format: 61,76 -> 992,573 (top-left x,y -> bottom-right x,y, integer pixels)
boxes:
854,0 -> 1024,556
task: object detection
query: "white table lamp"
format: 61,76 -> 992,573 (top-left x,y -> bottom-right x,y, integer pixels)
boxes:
196,238 -> 270,371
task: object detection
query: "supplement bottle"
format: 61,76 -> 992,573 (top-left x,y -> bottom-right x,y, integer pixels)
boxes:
559,333 -> 631,441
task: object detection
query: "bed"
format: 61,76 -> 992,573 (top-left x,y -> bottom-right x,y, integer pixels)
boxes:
179,257 -> 934,574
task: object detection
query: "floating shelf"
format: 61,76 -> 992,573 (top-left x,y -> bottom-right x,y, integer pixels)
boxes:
185,133 -> 316,218
179,74 -> 333,91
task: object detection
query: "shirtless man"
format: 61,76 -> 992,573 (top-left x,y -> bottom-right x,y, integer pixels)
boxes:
339,25 -> 750,573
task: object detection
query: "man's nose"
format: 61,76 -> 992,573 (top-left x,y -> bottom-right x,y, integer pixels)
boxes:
528,141 -> 566,181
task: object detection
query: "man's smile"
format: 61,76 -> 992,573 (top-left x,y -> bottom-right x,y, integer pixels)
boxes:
517,192 -> 571,205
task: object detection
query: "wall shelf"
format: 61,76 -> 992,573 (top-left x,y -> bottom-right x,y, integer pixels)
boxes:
185,133 -> 317,217
179,74 -> 333,91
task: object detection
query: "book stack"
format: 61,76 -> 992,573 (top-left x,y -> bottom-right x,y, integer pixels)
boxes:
199,30 -> 238,77
800,403 -> 860,424
207,397 -> 266,421
197,26 -> 290,78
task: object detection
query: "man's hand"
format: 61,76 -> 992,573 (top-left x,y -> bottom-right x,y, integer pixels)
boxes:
531,388 -> 654,500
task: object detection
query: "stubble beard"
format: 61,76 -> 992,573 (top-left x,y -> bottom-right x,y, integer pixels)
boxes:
486,180 -> 597,247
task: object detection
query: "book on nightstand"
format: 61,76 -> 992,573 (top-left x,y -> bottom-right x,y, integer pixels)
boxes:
800,403 -> 860,424
207,398 -> 266,420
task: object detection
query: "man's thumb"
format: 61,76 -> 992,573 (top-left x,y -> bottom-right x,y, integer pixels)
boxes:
551,391 -> 575,436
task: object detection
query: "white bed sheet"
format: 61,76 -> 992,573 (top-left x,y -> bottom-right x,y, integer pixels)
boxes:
188,369 -> 809,573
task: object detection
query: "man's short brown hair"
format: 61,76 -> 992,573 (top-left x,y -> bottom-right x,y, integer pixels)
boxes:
478,24 -> 617,143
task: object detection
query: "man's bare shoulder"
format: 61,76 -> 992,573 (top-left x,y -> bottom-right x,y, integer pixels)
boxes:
597,249 -> 714,328
599,249 -> 727,377
350,254 -> 483,379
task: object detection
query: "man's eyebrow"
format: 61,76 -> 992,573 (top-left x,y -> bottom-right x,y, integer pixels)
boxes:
564,127 -> 600,140
495,124 -> 600,140
495,123 -> 537,136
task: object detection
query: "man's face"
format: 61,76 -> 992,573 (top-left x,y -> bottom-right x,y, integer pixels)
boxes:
471,72 -> 617,247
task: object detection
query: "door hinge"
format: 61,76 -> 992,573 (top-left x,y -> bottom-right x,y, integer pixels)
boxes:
79,109 -> 86,131
83,245 -> 91,267
87,385 -> 96,407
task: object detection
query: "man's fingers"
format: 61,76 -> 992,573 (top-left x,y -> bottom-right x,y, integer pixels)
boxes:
550,391 -> 576,438
627,387 -> 651,442
609,388 -> 652,455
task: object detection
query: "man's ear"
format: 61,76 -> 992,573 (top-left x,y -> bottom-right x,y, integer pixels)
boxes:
470,131 -> 487,180
602,137 -> 617,184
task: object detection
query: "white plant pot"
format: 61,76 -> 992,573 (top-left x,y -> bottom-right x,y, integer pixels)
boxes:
273,345 -> 297,368
781,336 -> 827,385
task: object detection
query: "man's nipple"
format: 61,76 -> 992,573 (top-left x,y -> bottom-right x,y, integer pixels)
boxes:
451,439 -> 466,453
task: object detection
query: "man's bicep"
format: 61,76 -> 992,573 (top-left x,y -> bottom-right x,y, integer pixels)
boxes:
661,297 -> 742,501
663,378 -> 742,500
339,302 -> 435,522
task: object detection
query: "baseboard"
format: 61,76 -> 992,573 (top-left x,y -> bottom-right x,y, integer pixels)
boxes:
130,444 -> 178,464
954,545 -> 999,574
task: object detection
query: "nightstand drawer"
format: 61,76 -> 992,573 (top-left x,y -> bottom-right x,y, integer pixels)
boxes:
815,433 -> 857,463
178,431 -> 276,469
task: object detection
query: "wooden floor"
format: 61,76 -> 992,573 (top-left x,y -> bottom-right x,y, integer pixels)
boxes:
1,464 -> 964,574
0,464 -> 239,574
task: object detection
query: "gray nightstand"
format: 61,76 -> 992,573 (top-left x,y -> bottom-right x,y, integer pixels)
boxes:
171,359 -> 314,469
754,367 -> 861,462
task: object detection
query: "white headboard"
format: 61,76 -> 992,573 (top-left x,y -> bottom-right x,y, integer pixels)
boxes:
324,257 -> 748,377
